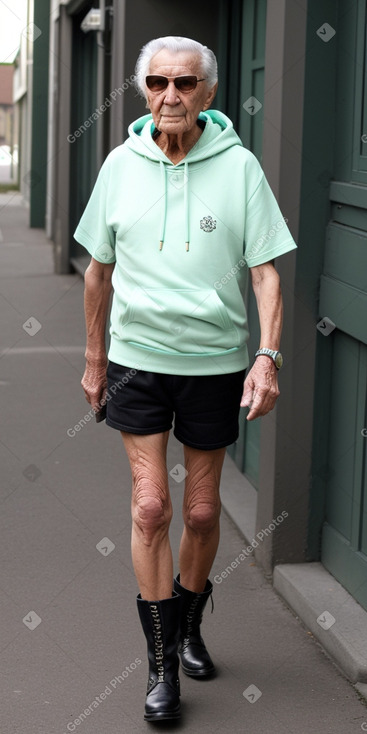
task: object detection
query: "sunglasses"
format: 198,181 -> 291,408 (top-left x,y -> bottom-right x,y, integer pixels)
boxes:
145,75 -> 207,93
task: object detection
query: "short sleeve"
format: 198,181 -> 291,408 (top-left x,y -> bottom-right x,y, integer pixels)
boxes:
73,162 -> 116,264
244,172 -> 297,267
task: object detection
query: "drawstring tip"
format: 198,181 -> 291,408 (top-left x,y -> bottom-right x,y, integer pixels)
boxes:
159,241 -> 163,251
185,242 -> 189,252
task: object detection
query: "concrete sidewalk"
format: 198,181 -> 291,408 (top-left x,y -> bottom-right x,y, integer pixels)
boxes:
1,192 -> 367,734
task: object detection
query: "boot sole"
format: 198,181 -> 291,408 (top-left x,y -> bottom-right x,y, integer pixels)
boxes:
181,664 -> 216,678
144,705 -> 181,721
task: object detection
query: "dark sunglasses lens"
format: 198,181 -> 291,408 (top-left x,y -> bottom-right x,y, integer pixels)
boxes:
146,76 -> 168,91
175,76 -> 197,92
146,75 -> 198,92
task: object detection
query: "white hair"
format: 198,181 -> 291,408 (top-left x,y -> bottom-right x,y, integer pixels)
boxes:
134,36 -> 218,98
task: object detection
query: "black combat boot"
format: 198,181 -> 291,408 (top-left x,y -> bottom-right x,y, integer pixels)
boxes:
174,575 -> 215,678
137,592 -> 181,721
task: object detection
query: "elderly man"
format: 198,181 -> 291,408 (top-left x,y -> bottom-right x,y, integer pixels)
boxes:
74,36 -> 296,722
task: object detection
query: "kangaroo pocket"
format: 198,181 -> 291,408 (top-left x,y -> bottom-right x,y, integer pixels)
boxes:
119,287 -> 240,356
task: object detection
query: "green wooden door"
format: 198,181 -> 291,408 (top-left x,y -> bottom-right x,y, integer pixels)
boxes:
318,0 -> 367,610
218,0 -> 267,487
69,7 -> 98,262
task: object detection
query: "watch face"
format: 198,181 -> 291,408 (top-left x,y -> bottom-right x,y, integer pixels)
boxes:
275,352 -> 283,369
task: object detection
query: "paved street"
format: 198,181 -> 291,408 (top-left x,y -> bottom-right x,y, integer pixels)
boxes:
1,192 -> 367,733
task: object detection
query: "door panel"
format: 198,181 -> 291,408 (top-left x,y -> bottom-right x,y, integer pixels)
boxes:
324,334 -> 361,538
69,8 -> 98,262
226,0 -> 266,486
319,0 -> 367,610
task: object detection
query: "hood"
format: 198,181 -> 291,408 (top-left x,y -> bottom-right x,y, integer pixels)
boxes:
126,109 -> 243,163
125,110 -> 243,250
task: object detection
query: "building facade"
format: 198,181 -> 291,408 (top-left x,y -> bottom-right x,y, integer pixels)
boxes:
31,0 -> 366,663
13,0 -> 50,223
0,63 -> 18,183
0,64 -> 15,145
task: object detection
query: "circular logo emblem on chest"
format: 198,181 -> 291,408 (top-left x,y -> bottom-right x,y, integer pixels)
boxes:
200,215 -> 217,233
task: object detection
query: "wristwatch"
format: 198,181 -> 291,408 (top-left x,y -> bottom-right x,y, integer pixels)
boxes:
255,348 -> 283,370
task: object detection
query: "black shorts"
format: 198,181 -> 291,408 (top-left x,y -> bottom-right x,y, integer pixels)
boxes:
105,361 -> 246,451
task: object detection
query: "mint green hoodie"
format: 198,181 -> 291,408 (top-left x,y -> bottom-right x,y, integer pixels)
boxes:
74,110 -> 296,375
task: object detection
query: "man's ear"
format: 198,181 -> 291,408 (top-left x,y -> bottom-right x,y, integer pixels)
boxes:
202,82 -> 218,111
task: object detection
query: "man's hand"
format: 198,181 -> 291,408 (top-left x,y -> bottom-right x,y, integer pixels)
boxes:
81,257 -> 114,413
240,356 -> 280,421
242,261 -> 283,420
81,357 -> 108,413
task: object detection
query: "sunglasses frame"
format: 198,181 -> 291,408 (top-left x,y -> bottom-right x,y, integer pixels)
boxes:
145,75 -> 207,93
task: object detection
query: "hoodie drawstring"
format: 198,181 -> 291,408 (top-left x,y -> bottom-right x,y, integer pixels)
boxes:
159,161 -> 167,251
184,161 -> 189,252
159,160 -> 190,252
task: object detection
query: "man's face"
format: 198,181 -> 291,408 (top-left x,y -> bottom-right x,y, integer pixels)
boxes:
145,49 -> 217,135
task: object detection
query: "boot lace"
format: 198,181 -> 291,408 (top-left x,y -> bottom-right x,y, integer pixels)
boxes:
183,592 -> 214,647
186,595 -> 200,637
150,604 -> 164,682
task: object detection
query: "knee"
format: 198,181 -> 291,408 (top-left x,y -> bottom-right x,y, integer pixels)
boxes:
132,478 -> 172,545
185,497 -> 221,538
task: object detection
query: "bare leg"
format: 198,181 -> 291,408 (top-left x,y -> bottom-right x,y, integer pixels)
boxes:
121,430 -> 173,601
179,445 -> 226,592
